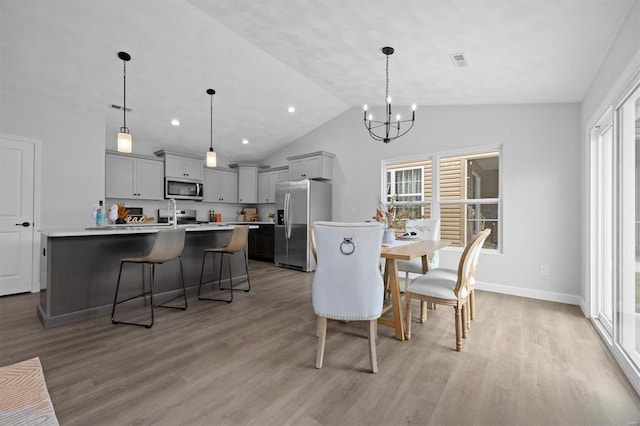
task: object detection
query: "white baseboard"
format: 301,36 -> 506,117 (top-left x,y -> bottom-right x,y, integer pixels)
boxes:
476,281 -> 583,306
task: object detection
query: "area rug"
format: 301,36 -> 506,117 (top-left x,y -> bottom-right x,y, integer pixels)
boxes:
0,357 -> 59,425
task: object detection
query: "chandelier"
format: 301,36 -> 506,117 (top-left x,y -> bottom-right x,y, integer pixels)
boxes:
363,47 -> 416,143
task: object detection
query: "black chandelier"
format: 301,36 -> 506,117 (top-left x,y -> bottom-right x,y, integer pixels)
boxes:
363,47 -> 416,143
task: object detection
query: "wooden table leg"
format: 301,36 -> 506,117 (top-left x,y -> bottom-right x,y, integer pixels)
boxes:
384,258 -> 404,341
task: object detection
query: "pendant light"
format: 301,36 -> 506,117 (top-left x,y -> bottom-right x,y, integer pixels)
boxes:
206,88 -> 217,167
117,51 -> 132,153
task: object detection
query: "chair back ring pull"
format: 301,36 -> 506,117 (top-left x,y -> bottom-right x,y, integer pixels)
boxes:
340,236 -> 355,255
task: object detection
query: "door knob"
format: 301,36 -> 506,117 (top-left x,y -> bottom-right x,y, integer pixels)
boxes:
15,221 -> 31,227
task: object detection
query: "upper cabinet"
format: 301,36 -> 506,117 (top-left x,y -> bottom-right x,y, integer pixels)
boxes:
258,166 -> 289,203
105,152 -> 164,200
203,168 -> 238,203
155,150 -> 203,180
238,166 -> 258,204
287,151 -> 334,181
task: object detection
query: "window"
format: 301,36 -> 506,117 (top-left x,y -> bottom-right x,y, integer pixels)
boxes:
386,160 -> 431,219
383,148 -> 500,250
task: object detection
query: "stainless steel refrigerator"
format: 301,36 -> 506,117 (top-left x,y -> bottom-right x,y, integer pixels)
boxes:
275,179 -> 331,271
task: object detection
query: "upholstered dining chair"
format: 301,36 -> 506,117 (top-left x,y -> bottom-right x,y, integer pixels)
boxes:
198,225 -> 250,303
404,229 -> 490,351
111,228 -> 187,328
396,219 -> 440,284
310,221 -> 385,373
426,228 -> 491,325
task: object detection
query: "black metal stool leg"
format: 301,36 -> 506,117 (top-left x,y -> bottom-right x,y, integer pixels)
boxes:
111,261 -> 154,328
198,251 -> 233,303
155,258 -> 189,311
243,248 -> 251,292
111,261 -> 125,322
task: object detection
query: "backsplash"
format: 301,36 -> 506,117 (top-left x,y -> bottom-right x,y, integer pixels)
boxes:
105,198 -> 275,223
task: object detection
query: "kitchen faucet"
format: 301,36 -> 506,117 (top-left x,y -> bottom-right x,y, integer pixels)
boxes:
168,198 -> 177,228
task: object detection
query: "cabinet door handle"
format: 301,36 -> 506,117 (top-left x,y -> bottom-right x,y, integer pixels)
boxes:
15,221 -> 31,227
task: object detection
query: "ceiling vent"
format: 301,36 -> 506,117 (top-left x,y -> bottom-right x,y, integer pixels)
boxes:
110,104 -> 132,112
449,53 -> 467,68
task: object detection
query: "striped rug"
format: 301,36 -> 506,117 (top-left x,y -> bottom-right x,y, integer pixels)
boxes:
0,357 -> 59,425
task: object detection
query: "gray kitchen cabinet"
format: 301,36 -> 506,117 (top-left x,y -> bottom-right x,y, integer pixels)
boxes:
278,168 -> 289,183
238,166 -> 258,203
105,152 -> 164,200
158,151 -> 203,180
203,168 -> 238,203
257,171 -> 271,203
248,224 -> 275,262
258,166 -> 289,203
287,151 -> 334,180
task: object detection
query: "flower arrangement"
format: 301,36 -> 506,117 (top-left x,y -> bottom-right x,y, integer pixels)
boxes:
373,194 -> 409,230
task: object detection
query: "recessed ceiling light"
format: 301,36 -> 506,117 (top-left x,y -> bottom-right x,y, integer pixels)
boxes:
288,106 -> 295,113
170,119 -> 180,126
242,139 -> 249,145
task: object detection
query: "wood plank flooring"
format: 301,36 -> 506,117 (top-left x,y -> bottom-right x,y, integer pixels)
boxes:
1,260 -> 639,425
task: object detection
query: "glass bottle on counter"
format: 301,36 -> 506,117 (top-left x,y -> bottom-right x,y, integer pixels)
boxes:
96,200 -> 105,227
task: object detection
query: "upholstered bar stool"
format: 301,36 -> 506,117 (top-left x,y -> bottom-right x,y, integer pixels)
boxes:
111,228 -> 187,328
198,225 -> 250,303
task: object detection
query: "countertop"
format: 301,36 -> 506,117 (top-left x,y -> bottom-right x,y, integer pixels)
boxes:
40,222 -> 262,237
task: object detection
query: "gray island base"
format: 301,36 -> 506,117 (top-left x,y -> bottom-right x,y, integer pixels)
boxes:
38,225 -> 255,328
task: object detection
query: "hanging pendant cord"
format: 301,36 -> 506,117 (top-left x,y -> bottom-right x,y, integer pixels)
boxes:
122,60 -> 127,130
385,53 -> 389,101
210,94 -> 213,149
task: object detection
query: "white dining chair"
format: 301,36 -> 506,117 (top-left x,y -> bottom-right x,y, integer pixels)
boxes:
310,221 -> 385,373
396,219 -> 440,283
404,229 -> 490,351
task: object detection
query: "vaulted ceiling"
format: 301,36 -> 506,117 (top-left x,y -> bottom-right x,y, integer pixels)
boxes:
1,0 -> 634,163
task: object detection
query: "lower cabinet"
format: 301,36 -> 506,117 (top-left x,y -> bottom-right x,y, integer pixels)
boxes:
248,225 -> 274,262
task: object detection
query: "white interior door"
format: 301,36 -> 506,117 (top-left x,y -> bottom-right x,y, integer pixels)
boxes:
0,136 -> 35,295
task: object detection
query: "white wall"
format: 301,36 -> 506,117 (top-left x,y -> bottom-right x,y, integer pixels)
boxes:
580,0 -> 640,312
265,103 -> 583,304
0,95 -> 105,229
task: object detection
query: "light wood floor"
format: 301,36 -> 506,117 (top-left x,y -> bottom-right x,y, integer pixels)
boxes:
1,261 -> 639,425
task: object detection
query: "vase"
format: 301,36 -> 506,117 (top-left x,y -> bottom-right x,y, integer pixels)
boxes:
383,228 -> 395,245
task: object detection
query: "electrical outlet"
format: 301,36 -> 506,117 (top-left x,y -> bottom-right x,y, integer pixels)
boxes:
539,265 -> 549,276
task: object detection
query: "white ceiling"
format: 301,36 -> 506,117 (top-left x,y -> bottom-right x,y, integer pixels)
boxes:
0,0 -> 633,163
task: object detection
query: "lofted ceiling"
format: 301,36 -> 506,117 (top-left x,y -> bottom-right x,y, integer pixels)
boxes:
0,0 -> 634,164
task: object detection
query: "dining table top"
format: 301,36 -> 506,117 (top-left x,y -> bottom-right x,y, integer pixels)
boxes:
380,239 -> 450,260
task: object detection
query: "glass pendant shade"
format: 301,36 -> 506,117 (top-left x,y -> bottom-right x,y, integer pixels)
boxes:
117,130 -> 132,153
206,148 -> 217,167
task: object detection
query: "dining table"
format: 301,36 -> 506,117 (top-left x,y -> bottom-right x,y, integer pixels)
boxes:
379,238 -> 450,340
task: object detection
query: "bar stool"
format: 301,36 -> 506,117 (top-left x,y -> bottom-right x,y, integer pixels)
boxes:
111,228 -> 187,328
198,225 -> 250,303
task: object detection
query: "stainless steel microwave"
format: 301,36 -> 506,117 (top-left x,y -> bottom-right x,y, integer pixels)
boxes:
165,178 -> 204,200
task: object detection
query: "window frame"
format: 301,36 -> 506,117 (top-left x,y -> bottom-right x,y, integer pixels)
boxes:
381,144 -> 502,254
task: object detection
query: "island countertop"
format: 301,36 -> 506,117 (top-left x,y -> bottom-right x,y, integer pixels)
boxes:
39,223 -> 260,237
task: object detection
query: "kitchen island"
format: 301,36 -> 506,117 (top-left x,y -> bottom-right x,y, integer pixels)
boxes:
38,224 -> 256,328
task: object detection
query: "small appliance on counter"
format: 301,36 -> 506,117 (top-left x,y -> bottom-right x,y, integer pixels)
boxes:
157,209 -> 206,225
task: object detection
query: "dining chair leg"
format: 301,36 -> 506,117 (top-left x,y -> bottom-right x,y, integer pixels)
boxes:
470,289 -> 476,320
462,302 -> 468,338
368,319 -> 378,374
316,316 -> 327,369
420,300 -> 427,323
454,305 -> 462,351
405,293 -> 412,340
